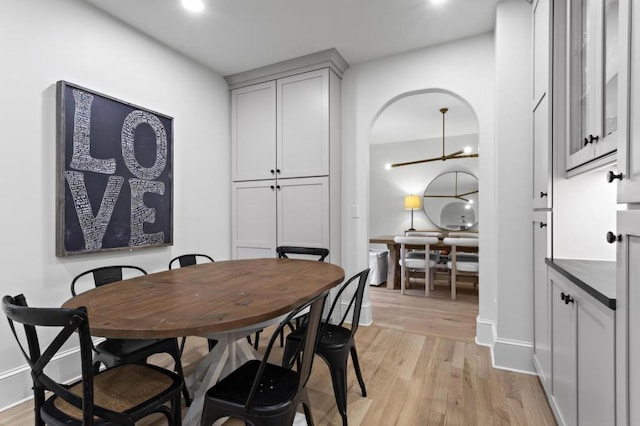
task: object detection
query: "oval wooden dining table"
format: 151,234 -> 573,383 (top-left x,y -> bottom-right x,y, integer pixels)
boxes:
62,258 -> 345,425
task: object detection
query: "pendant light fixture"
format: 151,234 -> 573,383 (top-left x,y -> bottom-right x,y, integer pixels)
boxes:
386,107 -> 478,169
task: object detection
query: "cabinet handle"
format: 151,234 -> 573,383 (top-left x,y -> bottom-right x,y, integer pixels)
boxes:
270,185 -> 275,190
270,169 -> 275,174
540,191 -> 548,198
276,169 -> 281,174
561,292 -> 574,305
583,137 -> 589,147
539,222 -> 547,228
607,171 -> 623,183
606,231 -> 621,244
276,185 -> 281,190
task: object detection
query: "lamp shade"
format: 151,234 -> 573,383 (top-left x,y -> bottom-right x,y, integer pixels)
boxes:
404,194 -> 420,210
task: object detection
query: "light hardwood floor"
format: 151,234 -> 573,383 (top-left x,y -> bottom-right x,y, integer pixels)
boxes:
0,282 -> 556,425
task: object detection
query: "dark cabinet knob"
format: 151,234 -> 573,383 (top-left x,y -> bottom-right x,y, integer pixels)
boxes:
270,185 -> 275,190
276,185 -> 281,190
584,137 -> 589,147
540,191 -> 548,198
584,134 -> 599,145
561,292 -> 574,305
270,169 -> 275,174
606,231 -> 621,244
539,222 -> 547,229
607,171 -> 623,183
276,169 -> 281,174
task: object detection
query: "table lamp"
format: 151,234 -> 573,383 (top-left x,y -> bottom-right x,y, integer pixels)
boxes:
404,194 -> 420,231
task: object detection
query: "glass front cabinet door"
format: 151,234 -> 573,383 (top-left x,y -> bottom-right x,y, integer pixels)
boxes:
566,0 -> 619,174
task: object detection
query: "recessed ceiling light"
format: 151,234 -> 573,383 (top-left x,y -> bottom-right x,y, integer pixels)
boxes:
182,0 -> 205,13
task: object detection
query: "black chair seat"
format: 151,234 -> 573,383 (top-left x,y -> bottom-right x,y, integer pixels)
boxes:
3,294 -> 183,426
201,292 -> 329,426
206,360 -> 298,409
41,364 -> 182,425
288,323 -> 351,350
283,269 -> 370,426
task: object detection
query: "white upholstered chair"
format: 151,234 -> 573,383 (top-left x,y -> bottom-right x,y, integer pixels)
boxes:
394,235 -> 439,296
443,237 -> 479,300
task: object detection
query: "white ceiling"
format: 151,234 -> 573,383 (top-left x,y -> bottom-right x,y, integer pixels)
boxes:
83,0 -> 500,76
370,92 -> 479,145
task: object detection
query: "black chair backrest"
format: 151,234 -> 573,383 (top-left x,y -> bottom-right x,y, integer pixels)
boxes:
245,291 -> 327,410
2,294 -> 128,424
276,246 -> 329,262
325,268 -> 370,338
168,253 -> 214,269
71,265 -> 147,296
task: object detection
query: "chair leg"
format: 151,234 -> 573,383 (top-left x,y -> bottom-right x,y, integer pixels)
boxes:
350,346 -> 367,397
321,351 -> 349,426
178,336 -> 187,357
170,341 -> 191,407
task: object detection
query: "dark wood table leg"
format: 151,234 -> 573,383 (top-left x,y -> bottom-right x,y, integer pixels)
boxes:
386,244 -> 400,289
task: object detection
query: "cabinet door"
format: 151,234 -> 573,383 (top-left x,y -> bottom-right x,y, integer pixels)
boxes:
617,0 -> 640,203
551,271 -> 577,426
577,289 -> 615,426
277,177 -> 329,252
533,0 -> 551,103
566,0 -> 618,173
277,69 -> 329,179
533,212 -> 551,392
231,181 -> 277,259
231,82 -> 276,181
616,210 -> 640,425
533,95 -> 552,208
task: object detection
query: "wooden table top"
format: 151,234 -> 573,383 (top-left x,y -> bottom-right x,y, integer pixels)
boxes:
62,259 -> 345,339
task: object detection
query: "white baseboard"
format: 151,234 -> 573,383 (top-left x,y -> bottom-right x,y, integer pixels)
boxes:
475,316 -> 535,375
493,337 -> 535,374
341,300 -> 373,326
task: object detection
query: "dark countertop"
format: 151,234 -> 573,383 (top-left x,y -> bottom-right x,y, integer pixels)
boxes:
546,258 -> 616,310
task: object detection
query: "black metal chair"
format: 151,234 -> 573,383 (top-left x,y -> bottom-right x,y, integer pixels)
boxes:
200,291 -> 328,426
168,253 -> 214,269
168,254 -> 217,355
71,265 -> 191,406
249,246 -> 330,350
2,294 -> 183,426
282,268 -> 370,426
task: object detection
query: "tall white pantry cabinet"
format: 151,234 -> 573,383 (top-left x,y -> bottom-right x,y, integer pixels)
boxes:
227,51 -> 346,262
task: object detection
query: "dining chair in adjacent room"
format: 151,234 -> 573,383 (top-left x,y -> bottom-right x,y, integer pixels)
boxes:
394,235 -> 439,296
168,253 -> 217,355
71,265 -> 191,406
443,237 -> 479,300
2,294 -> 183,426
200,291 -> 329,426
249,246 -> 330,350
282,268 -> 370,426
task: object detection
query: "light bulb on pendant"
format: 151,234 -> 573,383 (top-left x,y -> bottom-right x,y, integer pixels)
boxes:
384,163 -> 392,170
463,146 -> 473,154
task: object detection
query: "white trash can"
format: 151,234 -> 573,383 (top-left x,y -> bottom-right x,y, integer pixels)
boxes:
368,249 -> 388,286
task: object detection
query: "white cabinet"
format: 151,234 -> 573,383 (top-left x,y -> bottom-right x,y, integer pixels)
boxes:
615,0 -> 640,203
616,210 -> 640,425
228,51 -> 345,261
565,0 -> 619,174
532,211 -> 551,393
231,69 -> 330,182
533,0 -> 553,208
231,82 -> 276,182
548,267 -> 616,426
231,177 -> 329,260
533,95 -> 552,208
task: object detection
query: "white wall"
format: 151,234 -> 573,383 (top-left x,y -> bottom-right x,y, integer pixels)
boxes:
369,134 -> 479,237
0,0 -> 230,409
493,0 -> 535,372
341,32 -> 497,343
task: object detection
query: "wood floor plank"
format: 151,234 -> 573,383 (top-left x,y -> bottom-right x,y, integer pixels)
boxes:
0,286 -> 556,425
